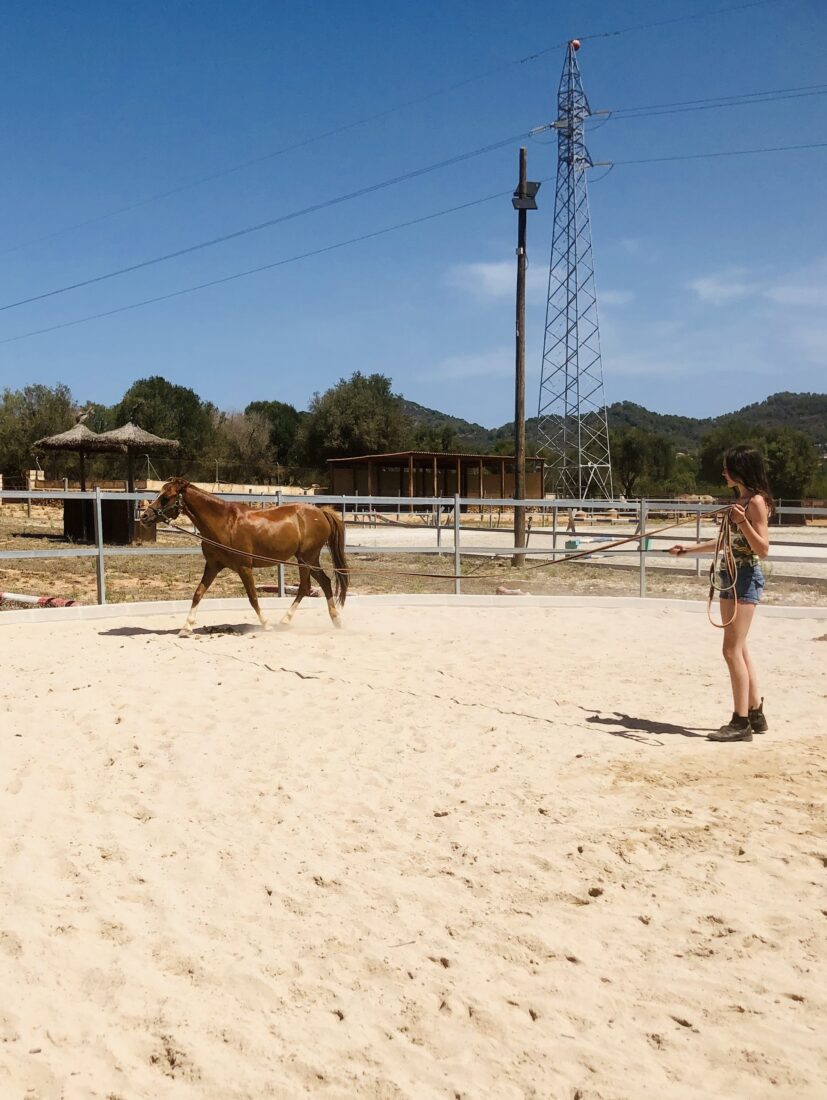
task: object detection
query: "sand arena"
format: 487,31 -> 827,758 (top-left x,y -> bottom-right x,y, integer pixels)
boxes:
1,596 -> 826,1099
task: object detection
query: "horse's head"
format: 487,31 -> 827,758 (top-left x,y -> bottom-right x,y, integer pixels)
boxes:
141,477 -> 188,526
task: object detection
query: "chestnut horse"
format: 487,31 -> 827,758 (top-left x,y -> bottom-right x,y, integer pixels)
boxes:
141,478 -> 349,636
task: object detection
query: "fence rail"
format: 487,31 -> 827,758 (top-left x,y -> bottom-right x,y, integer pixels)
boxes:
1,489 -> 825,607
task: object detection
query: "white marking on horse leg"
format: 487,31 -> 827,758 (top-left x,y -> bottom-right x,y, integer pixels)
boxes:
280,597 -> 301,626
327,598 -> 343,628
179,602 -> 199,635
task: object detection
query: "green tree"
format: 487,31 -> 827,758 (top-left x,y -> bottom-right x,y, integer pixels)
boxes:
0,383 -> 76,479
697,420 -> 761,488
412,423 -> 456,452
763,427 -> 820,499
610,428 -> 651,497
245,399 -> 302,461
112,376 -> 217,468
296,372 -> 413,467
214,411 -> 274,482
699,422 -> 819,499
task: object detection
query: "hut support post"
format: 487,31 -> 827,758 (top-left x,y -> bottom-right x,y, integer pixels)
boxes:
79,452 -> 88,542
408,454 -> 414,514
453,493 -> 461,596
277,491 -> 285,597
93,486 -> 106,605
126,450 -> 136,543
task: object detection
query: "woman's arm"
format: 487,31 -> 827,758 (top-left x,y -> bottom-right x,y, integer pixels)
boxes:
731,495 -> 770,558
668,538 -> 718,556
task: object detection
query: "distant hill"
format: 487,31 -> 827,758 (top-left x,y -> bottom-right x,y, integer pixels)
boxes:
399,398 -> 497,452
400,391 -> 827,453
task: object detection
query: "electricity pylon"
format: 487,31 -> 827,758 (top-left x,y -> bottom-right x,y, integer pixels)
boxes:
537,40 -> 613,499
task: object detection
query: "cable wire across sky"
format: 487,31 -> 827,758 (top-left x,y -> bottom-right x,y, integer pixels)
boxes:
3,138 -> 825,348
0,130 -> 536,314
0,0 -> 790,258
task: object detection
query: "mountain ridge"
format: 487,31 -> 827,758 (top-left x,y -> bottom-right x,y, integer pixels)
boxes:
400,391 -> 827,452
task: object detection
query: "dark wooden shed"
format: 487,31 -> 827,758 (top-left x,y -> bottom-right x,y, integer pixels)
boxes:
327,451 -> 544,502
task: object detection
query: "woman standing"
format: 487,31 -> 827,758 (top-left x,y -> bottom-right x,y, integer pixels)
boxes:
669,445 -> 773,742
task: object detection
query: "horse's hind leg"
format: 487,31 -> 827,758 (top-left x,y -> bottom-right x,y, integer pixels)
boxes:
280,562 -> 311,627
238,566 -> 271,631
307,561 -> 342,629
180,559 -> 222,637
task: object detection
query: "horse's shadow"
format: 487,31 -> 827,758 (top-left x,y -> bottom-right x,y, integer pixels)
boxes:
580,707 -> 711,741
100,623 -> 260,638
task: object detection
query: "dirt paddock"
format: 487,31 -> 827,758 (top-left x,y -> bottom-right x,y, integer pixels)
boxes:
1,600 -> 825,1098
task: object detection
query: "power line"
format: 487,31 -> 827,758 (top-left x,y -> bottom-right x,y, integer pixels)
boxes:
607,139 -> 827,166
7,74 -> 817,315
0,131 -> 531,314
0,189 -> 513,345
607,81 -> 827,117
2,136 -> 825,348
1,0 -> 787,256
604,84 -> 827,121
579,0 -> 786,45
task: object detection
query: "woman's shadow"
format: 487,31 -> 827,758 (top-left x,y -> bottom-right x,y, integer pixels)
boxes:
581,707 -> 711,740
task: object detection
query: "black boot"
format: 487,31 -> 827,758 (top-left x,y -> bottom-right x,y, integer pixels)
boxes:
748,698 -> 768,734
708,713 -> 753,742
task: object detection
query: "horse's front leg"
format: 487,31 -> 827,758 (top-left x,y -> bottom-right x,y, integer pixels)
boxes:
238,566 -> 271,631
180,559 -> 222,637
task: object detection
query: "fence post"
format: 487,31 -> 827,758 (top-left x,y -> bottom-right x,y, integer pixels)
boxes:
276,491 -> 285,597
639,499 -> 648,599
453,493 -> 461,595
552,505 -> 558,556
695,507 -> 702,577
93,486 -> 106,605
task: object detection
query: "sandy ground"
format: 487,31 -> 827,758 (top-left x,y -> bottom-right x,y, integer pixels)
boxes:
1,602 -> 826,1100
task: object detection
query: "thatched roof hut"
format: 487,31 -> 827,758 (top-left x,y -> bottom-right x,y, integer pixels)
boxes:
33,424 -> 126,491
96,422 -> 180,451
95,422 -> 180,493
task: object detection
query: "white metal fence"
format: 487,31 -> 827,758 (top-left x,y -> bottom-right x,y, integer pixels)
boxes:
1,488 -> 825,606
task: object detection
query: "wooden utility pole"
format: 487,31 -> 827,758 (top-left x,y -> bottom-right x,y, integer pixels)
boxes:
512,148 -> 539,566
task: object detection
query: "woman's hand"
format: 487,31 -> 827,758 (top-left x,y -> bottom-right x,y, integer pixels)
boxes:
668,544 -> 687,556
729,503 -> 748,527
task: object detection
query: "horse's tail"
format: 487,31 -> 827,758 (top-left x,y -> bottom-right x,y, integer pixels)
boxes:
323,508 -> 349,607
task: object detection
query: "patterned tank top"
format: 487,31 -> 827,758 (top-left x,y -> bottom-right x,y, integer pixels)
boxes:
731,496 -> 758,565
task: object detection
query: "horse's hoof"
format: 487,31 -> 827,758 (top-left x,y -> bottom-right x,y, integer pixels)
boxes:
261,622 -> 273,632
178,628 -> 193,638
332,616 -> 343,629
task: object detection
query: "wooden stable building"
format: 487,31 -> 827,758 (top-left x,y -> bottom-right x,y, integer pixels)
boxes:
327,451 -> 545,500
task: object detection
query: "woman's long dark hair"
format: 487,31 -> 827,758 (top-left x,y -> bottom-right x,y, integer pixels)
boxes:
723,445 -> 775,515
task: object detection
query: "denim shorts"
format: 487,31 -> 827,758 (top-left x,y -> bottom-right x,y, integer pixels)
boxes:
719,562 -> 765,604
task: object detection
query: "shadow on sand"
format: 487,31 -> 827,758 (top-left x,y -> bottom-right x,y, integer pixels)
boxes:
580,707 -> 712,742
99,623 -> 261,638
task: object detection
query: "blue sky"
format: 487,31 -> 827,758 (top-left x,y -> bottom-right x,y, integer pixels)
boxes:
0,0 -> 825,427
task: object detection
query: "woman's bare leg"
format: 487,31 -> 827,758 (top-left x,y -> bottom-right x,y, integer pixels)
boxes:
720,599 -> 757,716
